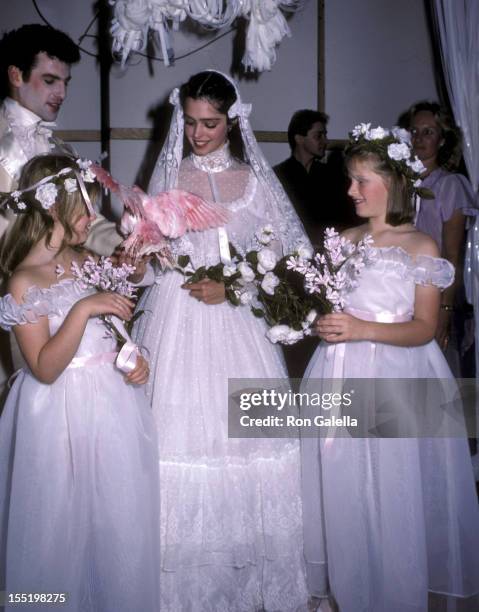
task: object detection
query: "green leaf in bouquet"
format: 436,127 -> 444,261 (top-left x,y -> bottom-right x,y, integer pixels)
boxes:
229,243 -> 241,261
207,267 -> 224,283
226,287 -> 240,306
223,272 -> 242,287
188,267 -> 207,283
246,250 -> 259,265
251,306 -> 265,318
177,255 -> 191,268
130,309 -> 144,324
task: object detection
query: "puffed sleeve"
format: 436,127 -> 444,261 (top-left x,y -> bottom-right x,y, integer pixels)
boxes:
436,173 -> 475,223
412,255 -> 455,289
0,286 -> 63,331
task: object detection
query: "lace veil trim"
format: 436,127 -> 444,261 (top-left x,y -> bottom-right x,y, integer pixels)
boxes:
148,70 -> 309,254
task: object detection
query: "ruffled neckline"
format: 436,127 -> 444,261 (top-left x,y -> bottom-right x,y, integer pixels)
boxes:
4,96 -> 45,128
0,279 -> 93,331
190,142 -> 233,173
366,246 -> 454,289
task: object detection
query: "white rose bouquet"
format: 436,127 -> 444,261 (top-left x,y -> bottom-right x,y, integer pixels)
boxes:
176,227 -> 373,345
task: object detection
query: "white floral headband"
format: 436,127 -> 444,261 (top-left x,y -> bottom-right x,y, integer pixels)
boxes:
2,158 -> 97,216
347,123 -> 434,199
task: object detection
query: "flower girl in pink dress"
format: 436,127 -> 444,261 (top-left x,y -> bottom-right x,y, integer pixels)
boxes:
302,125 -> 479,612
0,154 -> 159,611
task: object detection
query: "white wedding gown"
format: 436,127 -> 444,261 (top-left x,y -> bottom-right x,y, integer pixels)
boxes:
133,148 -> 308,611
301,247 -> 479,612
0,280 -> 159,612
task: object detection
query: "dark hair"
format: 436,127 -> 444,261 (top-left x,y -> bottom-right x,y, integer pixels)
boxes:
0,24 -> 80,100
0,154 -> 99,276
179,70 -> 244,159
404,101 -> 462,171
287,109 -> 329,151
179,71 -> 237,114
345,146 -> 414,226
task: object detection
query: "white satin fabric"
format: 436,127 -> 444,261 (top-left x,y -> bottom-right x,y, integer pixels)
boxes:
0,280 -> 160,611
301,248 -> 479,612
134,146 -> 309,611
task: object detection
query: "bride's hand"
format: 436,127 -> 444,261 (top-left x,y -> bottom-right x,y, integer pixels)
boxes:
181,279 -> 226,305
315,313 -> 366,342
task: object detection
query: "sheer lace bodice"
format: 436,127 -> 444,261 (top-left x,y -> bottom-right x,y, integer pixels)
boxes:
169,152 -> 285,267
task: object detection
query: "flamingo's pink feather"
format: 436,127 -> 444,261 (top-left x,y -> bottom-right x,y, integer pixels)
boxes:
92,165 -> 229,260
90,164 -> 120,193
144,189 -> 229,238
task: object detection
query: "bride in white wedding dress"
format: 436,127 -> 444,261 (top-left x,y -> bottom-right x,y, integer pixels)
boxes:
133,71 -> 310,611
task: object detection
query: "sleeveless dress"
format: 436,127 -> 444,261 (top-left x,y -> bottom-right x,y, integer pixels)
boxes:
133,149 -> 308,611
0,280 -> 159,612
301,247 -> 479,612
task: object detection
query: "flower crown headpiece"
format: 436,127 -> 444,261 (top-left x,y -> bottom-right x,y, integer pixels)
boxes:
0,158 -> 98,216
347,123 -> 434,199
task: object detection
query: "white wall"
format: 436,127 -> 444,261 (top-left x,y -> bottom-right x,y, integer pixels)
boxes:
107,0 -> 318,183
325,0 -> 439,137
1,0 -> 439,202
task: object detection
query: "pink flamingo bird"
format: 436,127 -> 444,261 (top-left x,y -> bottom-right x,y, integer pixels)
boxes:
91,164 -> 229,264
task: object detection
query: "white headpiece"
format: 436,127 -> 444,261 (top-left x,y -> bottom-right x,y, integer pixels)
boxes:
148,69 -> 309,253
1,158 -> 97,217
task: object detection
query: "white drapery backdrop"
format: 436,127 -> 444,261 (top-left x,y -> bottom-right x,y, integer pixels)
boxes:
431,0 -> 479,463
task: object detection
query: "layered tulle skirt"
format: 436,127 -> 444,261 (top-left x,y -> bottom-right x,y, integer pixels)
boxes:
301,338 -> 479,612
0,362 -> 160,612
134,272 -> 308,611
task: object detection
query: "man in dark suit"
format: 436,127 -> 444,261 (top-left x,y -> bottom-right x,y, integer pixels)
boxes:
274,109 -> 355,248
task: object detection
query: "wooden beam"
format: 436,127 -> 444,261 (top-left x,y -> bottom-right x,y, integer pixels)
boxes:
55,128 -> 289,143
55,128 -> 346,149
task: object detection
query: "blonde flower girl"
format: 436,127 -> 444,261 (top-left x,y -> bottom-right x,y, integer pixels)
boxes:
302,125 -> 479,612
0,154 -> 159,611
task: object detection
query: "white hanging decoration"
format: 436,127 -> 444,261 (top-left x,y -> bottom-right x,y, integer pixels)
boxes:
109,0 -> 305,71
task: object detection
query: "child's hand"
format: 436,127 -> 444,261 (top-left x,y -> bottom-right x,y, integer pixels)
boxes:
78,292 -> 135,320
129,255 -> 151,284
124,354 -> 150,385
436,308 -> 452,350
113,249 -> 150,284
315,313 -> 366,343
